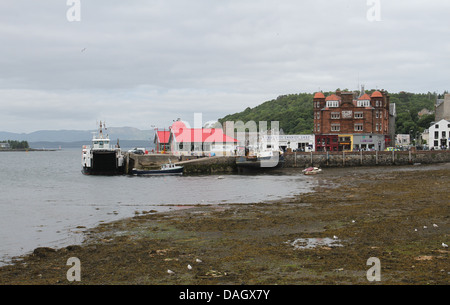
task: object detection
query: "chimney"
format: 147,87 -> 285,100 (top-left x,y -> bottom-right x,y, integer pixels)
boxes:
341,92 -> 354,105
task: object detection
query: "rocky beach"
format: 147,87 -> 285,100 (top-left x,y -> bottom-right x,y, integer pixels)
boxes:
0,163 -> 448,285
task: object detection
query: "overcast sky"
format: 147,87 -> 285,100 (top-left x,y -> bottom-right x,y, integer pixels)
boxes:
1,0 -> 449,133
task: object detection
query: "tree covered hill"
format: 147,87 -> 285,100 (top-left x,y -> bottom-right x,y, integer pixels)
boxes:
219,90 -> 445,135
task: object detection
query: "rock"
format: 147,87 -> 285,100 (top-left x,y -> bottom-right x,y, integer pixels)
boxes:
33,247 -> 56,258
65,245 -> 82,252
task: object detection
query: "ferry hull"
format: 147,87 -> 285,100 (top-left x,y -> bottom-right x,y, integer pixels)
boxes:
81,121 -> 124,176
82,151 -> 124,175
81,167 -> 125,176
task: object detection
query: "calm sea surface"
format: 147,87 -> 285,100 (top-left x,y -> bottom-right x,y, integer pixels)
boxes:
0,149 -> 317,265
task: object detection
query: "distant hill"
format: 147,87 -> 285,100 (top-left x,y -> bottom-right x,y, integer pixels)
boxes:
219,91 -> 442,135
219,93 -> 314,134
28,140 -> 154,150
0,127 -> 155,142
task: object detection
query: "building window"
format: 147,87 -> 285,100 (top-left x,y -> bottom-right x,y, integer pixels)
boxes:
326,100 -> 340,107
357,100 -> 370,107
355,124 -> 363,131
443,131 -> 447,138
331,112 -> 340,119
435,131 -> 439,138
354,112 -> 363,119
331,124 -> 340,131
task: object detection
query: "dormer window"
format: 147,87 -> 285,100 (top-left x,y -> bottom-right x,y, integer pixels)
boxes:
357,100 -> 370,107
326,100 -> 340,107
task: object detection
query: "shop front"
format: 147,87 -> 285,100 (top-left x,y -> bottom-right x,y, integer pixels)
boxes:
315,135 -> 338,151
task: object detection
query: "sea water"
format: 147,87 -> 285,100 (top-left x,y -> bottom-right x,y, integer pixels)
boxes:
0,149 -> 316,265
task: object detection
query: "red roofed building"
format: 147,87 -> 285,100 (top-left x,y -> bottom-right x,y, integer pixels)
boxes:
313,88 -> 395,151
154,130 -> 171,153
156,120 -> 239,156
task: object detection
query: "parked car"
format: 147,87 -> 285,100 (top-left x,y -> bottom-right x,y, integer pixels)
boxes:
128,148 -> 145,154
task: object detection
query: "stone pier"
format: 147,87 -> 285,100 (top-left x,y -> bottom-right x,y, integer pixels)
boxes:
125,151 -> 450,175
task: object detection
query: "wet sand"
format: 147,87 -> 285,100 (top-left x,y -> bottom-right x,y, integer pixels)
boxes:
0,163 -> 448,285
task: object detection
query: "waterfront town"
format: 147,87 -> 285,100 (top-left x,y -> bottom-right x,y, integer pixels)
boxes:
151,89 -> 450,157
1,0 -> 450,292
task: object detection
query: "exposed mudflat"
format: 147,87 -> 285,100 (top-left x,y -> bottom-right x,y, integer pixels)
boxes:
0,163 -> 448,285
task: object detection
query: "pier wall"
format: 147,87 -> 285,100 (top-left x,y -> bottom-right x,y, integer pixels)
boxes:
125,151 -> 450,174
125,153 -> 236,174
283,150 -> 450,168
176,156 -> 237,174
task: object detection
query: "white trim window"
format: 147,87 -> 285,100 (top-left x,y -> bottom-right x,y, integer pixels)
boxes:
331,112 -> 340,119
331,124 -> 340,132
357,100 -> 370,107
326,100 -> 340,107
355,124 -> 363,131
354,112 -> 363,119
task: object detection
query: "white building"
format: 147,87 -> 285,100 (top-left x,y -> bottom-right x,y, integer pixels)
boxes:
429,119 -> 450,149
396,134 -> 411,146
0,142 -> 10,149
261,134 -> 315,152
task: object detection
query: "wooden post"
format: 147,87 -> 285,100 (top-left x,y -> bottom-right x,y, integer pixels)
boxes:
360,150 -> 363,165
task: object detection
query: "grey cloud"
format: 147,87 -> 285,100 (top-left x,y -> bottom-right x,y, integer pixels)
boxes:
0,0 -> 449,132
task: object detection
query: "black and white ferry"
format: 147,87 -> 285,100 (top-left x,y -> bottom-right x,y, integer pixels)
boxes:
81,121 -> 125,175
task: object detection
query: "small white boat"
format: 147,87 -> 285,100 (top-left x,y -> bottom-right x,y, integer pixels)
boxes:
302,167 -> 322,175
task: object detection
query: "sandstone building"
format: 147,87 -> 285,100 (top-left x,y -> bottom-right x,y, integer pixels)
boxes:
313,89 -> 395,151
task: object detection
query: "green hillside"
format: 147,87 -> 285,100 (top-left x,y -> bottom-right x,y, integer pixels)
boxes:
219,90 -> 445,135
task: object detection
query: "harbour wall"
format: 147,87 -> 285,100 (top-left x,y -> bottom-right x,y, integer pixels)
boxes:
283,150 -> 450,168
125,151 -> 450,174
125,153 -> 237,174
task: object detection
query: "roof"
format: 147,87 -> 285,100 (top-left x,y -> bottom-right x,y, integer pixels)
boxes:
371,91 -> 383,98
155,130 -> 171,144
314,92 -> 325,99
325,94 -> 342,101
358,93 -> 371,100
171,121 -> 238,143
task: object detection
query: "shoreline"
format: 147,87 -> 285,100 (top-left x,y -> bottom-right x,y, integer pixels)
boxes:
0,148 -> 57,152
0,163 -> 448,284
